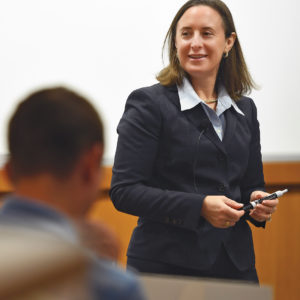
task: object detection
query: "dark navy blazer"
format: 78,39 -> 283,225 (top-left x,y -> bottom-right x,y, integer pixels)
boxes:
110,83 -> 265,272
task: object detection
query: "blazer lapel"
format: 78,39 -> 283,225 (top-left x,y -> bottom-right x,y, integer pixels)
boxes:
204,124 -> 227,155
183,103 -> 208,131
223,107 -> 237,148
183,104 -> 227,155
164,84 -> 227,155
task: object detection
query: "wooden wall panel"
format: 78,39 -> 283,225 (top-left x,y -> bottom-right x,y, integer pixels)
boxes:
0,168 -> 12,194
263,162 -> 300,185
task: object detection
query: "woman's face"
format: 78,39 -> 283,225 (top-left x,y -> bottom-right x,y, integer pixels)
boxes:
175,5 -> 235,81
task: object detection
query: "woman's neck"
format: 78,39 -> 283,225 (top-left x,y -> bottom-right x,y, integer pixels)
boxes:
190,74 -> 217,102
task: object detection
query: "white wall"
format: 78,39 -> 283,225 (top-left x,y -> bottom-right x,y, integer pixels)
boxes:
0,0 -> 299,166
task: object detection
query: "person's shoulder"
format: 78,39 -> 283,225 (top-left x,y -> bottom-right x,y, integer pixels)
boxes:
91,257 -> 146,299
236,95 -> 259,128
236,95 -> 255,106
236,95 -> 257,114
129,83 -> 177,100
126,83 -> 179,115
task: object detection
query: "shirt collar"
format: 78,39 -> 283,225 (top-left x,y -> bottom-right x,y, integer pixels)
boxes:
177,77 -> 245,116
1,195 -> 66,221
0,195 -> 79,244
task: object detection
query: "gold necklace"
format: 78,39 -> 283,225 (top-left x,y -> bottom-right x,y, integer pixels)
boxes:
203,99 -> 218,104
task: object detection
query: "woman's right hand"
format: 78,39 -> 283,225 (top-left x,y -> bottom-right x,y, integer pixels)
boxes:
201,196 -> 245,228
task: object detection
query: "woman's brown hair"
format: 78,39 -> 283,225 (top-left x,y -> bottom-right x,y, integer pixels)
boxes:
156,0 -> 256,101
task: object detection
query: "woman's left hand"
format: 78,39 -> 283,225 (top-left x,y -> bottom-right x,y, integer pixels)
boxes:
249,191 -> 279,222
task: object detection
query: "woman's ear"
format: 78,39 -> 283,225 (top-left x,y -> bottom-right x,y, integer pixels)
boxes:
225,32 -> 236,53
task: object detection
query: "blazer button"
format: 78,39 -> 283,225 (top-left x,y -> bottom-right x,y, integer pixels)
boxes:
218,184 -> 226,192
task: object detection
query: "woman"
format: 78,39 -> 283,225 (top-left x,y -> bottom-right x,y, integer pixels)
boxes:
110,0 -> 278,282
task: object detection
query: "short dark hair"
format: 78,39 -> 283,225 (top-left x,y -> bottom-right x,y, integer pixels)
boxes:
156,0 -> 256,100
8,87 -> 103,180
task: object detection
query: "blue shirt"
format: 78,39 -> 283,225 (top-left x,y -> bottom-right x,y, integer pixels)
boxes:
177,77 -> 244,140
0,195 -> 146,300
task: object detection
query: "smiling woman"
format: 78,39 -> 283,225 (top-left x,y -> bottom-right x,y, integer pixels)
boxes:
175,6 -> 236,95
109,0 -> 279,283
157,0 -> 254,102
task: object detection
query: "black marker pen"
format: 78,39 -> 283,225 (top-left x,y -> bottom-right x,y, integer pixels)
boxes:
239,189 -> 288,212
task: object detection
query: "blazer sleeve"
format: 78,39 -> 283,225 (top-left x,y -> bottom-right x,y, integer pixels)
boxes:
110,88 -> 204,231
239,98 -> 266,228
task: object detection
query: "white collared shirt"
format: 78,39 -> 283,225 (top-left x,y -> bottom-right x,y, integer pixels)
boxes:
177,77 -> 245,140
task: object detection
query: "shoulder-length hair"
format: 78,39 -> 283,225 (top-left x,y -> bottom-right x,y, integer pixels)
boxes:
156,0 -> 256,101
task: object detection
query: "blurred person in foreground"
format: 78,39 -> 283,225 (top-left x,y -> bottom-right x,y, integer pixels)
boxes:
0,87 -> 146,300
110,0 -> 279,283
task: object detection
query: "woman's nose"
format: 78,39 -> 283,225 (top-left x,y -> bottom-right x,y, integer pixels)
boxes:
191,33 -> 203,49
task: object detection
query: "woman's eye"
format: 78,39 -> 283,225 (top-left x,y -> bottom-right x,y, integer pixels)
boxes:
182,31 -> 190,37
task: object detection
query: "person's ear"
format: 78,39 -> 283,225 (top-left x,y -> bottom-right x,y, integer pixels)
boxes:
224,32 -> 236,53
80,143 -> 103,184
